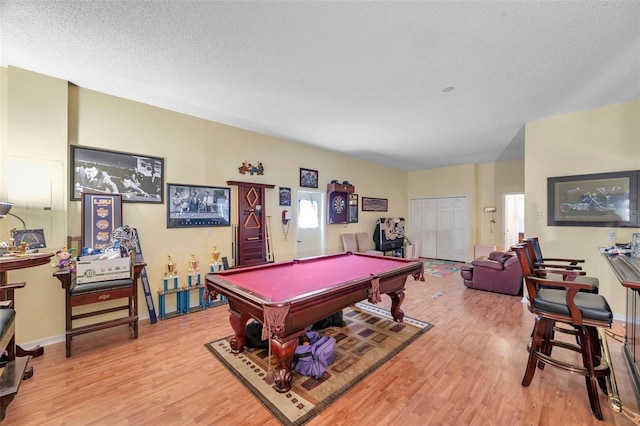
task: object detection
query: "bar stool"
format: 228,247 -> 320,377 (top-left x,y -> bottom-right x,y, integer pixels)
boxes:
524,237 -> 599,293
512,244 -> 612,420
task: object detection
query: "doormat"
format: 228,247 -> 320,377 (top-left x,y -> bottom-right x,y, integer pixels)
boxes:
205,302 -> 433,426
421,259 -> 462,277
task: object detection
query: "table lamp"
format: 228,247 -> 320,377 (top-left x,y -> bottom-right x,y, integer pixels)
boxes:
0,201 -> 26,230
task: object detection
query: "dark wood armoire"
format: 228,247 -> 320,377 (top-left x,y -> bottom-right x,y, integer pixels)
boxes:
227,181 -> 275,267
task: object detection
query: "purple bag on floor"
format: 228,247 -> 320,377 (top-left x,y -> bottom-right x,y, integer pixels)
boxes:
292,330 -> 336,379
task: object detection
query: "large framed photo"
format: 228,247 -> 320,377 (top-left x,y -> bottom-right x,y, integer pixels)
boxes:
300,168 -> 318,188
547,170 -> 639,227
71,145 -> 164,203
81,192 -> 123,250
167,183 -> 230,228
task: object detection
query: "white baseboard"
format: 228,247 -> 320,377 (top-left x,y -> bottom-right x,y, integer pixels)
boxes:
19,311 -> 153,350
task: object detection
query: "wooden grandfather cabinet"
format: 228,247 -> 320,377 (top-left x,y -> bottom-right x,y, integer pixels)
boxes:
227,181 -> 275,267
327,183 -> 355,225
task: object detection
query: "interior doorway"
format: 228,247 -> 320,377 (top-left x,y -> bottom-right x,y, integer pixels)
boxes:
295,189 -> 324,259
503,193 -> 525,250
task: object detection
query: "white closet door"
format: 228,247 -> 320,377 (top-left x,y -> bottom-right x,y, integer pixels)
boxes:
410,198 -> 437,258
437,197 -> 467,262
421,199 -> 438,258
410,196 -> 467,261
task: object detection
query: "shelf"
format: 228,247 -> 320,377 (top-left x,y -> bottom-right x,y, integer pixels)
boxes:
157,280 -> 227,320
327,183 -> 355,193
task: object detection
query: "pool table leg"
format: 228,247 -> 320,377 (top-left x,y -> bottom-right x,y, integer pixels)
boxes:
271,337 -> 299,393
228,309 -> 251,354
387,289 -> 405,322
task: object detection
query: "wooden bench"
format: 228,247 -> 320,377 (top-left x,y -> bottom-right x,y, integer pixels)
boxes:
54,262 -> 145,357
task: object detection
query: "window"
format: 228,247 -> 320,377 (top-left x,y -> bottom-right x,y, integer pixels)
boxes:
298,198 -> 319,229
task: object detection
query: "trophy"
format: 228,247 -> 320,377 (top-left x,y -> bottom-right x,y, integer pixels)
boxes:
16,241 -> 28,256
165,255 -> 177,278
188,254 -> 200,288
211,245 -> 221,272
189,254 -> 200,274
7,227 -> 17,252
163,254 -> 179,293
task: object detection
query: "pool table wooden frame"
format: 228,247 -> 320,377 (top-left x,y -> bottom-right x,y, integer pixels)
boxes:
205,252 -> 424,392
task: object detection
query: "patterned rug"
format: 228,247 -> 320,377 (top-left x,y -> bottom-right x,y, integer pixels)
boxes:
205,302 -> 433,426
421,259 -> 462,277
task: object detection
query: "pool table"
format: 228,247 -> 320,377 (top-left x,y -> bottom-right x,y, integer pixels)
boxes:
205,251 -> 424,392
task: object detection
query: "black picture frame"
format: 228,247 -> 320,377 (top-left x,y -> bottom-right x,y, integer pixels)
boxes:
167,183 -> 231,228
300,168 -> 318,188
547,170 -> 639,227
362,197 -> 388,212
71,145 -> 164,203
13,229 -> 46,248
279,187 -> 291,206
348,193 -> 359,223
81,192 -> 123,250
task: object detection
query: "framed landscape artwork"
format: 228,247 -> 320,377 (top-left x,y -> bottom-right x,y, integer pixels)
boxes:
167,183 -> 231,228
547,170 -> 639,227
362,197 -> 388,212
71,145 -> 164,203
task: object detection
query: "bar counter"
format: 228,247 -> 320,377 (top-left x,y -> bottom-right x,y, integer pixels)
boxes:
603,253 -> 640,406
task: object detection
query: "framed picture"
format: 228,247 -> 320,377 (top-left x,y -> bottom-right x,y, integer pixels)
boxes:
13,229 -> 46,248
167,183 -> 231,228
348,193 -> 359,223
547,170 -> 639,227
71,145 -> 164,203
279,187 -> 291,206
81,192 -> 123,250
300,168 -> 318,188
362,197 -> 388,212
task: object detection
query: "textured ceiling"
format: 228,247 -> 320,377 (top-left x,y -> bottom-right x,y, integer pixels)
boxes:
1,1 -> 639,171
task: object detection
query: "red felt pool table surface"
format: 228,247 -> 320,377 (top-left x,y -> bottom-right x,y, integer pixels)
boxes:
210,252 -> 419,301
204,252 -> 424,393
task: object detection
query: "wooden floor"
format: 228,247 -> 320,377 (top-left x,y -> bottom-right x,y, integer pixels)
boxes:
5,270 -> 640,425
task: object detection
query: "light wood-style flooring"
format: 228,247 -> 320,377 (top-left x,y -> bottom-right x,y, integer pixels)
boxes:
5,269 -> 640,425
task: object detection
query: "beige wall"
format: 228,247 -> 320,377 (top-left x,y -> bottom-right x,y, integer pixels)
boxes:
67,85 -> 409,260
525,99 -> 640,316
1,67 -> 408,344
407,159 -> 525,259
1,65 -> 636,346
0,67 -> 69,342
477,160 -> 525,250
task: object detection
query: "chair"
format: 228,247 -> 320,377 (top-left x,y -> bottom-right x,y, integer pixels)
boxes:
355,232 -> 384,256
460,250 -> 523,295
54,236 -> 145,357
340,233 -> 358,252
0,282 -> 29,421
512,243 -> 612,420
524,237 -> 599,293
526,236 -> 584,267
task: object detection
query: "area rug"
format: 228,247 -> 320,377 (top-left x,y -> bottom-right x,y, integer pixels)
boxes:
205,302 -> 433,426
421,258 -> 462,277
